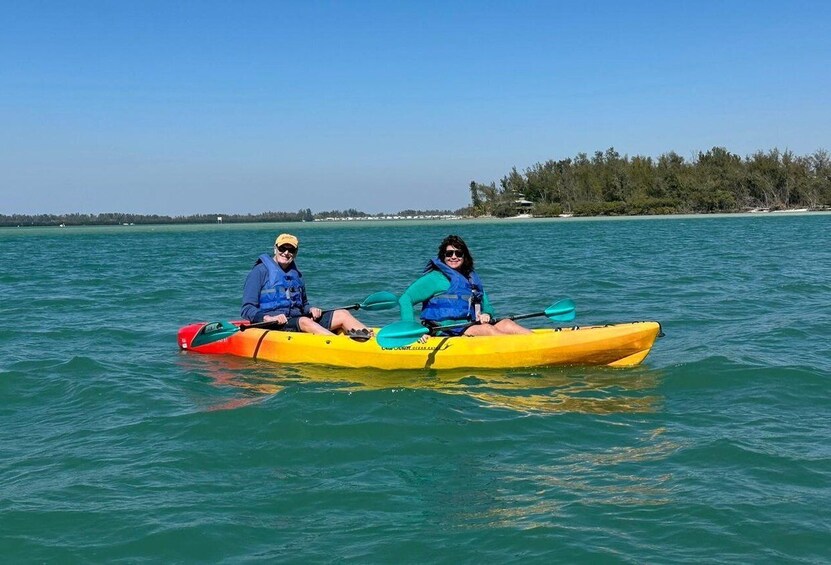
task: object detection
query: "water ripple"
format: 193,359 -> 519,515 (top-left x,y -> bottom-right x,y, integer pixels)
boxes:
2,216 -> 830,562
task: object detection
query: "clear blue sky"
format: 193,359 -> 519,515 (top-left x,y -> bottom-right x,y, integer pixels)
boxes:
2,0 -> 829,215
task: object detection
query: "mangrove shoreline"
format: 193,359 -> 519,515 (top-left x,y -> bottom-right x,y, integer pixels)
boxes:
5,146 -> 830,227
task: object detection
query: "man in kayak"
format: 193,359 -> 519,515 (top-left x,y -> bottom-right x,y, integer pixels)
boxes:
398,234 -> 532,342
241,233 -> 372,338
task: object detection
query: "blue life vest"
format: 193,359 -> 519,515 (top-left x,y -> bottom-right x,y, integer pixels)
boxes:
256,254 -> 306,316
420,258 -> 484,323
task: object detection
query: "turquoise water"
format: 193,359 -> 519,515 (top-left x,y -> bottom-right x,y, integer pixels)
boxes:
2,214 -> 830,562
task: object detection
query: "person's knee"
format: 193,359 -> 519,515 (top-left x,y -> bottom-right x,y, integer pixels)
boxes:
466,324 -> 498,336
495,319 -> 530,334
331,309 -> 349,324
334,309 -> 361,328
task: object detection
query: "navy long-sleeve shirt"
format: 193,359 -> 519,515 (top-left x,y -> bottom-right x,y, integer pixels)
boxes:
240,261 -> 311,322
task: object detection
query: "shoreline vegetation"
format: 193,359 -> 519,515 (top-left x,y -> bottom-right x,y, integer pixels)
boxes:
470,146 -> 830,218
4,147 -> 829,228
0,209 -> 465,228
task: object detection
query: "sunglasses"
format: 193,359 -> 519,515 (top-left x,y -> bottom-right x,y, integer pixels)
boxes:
444,249 -> 465,258
277,245 -> 297,254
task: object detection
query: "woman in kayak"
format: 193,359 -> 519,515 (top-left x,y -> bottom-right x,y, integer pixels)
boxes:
398,234 -> 532,341
241,233 -> 372,338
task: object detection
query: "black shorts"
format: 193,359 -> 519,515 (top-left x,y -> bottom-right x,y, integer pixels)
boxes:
282,310 -> 335,332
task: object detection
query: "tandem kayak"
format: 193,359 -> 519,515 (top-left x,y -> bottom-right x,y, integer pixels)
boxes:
177,320 -> 662,370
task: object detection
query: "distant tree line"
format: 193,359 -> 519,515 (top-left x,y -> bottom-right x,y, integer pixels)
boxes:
7,147 -> 828,227
469,147 -> 831,217
315,208 -> 372,219
0,207 -> 462,227
0,210 -> 316,227
315,208 -> 460,218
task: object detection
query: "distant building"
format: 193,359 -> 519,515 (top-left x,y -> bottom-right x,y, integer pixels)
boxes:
514,196 -> 534,216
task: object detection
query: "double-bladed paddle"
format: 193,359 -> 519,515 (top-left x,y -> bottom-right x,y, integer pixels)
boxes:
240,290 -> 398,332
189,291 -> 398,347
376,298 -> 576,349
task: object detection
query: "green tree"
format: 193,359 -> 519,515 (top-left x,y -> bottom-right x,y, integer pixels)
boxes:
468,181 -> 482,215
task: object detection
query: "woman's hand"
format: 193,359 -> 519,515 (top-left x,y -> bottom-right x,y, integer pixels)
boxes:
418,334 -> 429,344
477,313 -> 491,324
309,307 -> 322,320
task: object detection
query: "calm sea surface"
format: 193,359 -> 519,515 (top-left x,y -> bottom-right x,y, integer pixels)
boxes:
2,214 -> 830,563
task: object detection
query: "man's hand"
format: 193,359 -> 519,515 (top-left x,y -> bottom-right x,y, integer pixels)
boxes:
263,313 -> 288,325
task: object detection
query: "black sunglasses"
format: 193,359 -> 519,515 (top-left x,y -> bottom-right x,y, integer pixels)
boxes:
444,249 -> 465,258
277,245 -> 297,254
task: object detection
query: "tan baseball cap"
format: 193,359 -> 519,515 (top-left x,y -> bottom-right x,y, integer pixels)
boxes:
275,233 -> 299,248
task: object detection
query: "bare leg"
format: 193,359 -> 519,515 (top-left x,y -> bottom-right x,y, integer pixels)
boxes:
328,309 -> 373,335
463,319 -> 532,336
297,316 -> 335,335
493,319 -> 533,335
463,323 -> 502,336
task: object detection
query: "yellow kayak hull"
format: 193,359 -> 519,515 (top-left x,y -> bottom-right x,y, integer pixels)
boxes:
179,321 -> 661,370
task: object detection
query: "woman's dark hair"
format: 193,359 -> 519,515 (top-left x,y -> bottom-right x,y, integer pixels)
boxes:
437,234 -> 474,275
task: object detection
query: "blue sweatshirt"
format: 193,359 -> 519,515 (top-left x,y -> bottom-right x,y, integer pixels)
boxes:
240,261 -> 312,322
